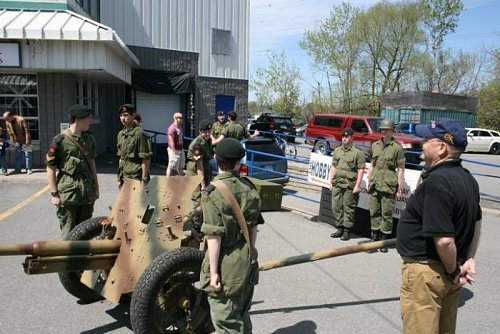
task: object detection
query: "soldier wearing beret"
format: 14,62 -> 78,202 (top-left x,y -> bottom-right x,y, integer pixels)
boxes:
116,104 -> 152,188
200,138 -> 264,333
212,111 -> 260,145
186,120 -> 214,203
46,104 -> 99,238
211,111 -> 227,141
329,127 -> 366,241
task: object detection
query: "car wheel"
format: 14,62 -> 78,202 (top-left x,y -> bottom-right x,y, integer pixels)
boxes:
490,143 -> 500,155
314,140 -> 330,155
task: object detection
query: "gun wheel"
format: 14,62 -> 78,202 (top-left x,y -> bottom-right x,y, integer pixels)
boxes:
131,248 -> 213,334
58,216 -> 113,302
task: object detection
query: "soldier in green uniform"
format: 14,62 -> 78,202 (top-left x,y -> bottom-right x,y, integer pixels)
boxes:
212,111 -> 259,145
116,104 -> 152,188
46,104 -> 99,238
200,138 -> 264,334
186,120 -> 213,203
329,128 -> 366,241
367,119 -> 405,251
211,111 -> 227,141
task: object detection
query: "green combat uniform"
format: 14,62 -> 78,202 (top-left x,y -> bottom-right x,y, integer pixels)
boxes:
200,171 -> 264,334
116,126 -> 152,184
331,144 -> 365,230
46,129 -> 97,238
186,132 -> 213,204
221,121 -> 246,141
212,121 -> 227,139
368,138 -> 405,235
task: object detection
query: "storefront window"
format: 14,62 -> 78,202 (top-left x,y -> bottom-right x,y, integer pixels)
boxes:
0,74 -> 39,141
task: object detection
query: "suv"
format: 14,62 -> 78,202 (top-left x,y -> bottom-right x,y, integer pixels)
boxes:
249,114 -> 296,143
305,114 -> 422,166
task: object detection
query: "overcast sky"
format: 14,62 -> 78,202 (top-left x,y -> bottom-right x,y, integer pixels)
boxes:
248,0 -> 500,100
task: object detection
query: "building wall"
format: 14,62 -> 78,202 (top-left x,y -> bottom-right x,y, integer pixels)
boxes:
195,76 -> 248,125
100,0 -> 249,80
18,73 -> 125,167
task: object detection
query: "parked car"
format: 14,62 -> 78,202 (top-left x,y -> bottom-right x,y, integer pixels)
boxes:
249,114 -> 296,143
465,128 -> 500,155
305,113 -> 422,167
210,137 -> 289,183
295,123 -> 308,137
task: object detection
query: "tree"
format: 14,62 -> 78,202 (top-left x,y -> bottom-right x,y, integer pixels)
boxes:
419,0 -> 464,91
477,49 -> 500,131
355,1 -> 425,100
251,51 -> 302,118
299,2 -> 361,114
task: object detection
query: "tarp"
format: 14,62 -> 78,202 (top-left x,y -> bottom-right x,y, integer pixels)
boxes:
132,69 -> 195,94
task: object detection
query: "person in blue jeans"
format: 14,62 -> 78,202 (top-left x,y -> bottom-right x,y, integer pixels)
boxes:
0,124 -> 9,174
3,110 -> 32,174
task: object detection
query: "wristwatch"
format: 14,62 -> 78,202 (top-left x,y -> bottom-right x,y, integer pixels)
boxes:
50,191 -> 59,197
445,264 -> 461,283
141,175 -> 150,183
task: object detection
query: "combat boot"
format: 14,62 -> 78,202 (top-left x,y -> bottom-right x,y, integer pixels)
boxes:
371,230 -> 380,242
330,228 -> 344,238
340,229 -> 350,241
379,233 -> 389,253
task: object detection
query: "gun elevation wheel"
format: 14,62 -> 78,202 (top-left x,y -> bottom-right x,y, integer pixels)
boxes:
130,248 -> 213,334
58,216 -> 114,302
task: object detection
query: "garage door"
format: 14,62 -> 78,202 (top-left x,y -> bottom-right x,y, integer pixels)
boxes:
136,92 -> 181,143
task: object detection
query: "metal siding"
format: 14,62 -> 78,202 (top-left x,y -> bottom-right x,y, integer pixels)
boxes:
99,0 -> 249,80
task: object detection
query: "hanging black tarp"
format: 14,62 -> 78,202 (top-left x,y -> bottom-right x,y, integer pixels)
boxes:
132,69 -> 195,94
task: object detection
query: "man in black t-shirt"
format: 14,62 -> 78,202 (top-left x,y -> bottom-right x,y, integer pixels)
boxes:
396,118 -> 482,334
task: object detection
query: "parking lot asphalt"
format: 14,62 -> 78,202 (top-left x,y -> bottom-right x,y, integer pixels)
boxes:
1,153 -> 499,333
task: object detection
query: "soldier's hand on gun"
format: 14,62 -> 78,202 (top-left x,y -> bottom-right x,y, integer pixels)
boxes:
353,185 -> 361,194
210,273 -> 222,292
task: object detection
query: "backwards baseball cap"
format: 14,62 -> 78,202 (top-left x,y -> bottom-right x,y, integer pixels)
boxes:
342,127 -> 354,137
215,138 -> 245,160
69,104 -> 92,118
415,118 -> 467,148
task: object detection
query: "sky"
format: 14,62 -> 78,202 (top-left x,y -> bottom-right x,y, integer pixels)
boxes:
248,0 -> 500,100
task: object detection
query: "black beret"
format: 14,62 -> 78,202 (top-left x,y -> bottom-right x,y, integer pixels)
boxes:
69,104 -> 92,118
199,120 -> 212,131
118,104 -> 135,114
217,111 -> 225,116
342,127 -> 354,136
215,138 -> 245,160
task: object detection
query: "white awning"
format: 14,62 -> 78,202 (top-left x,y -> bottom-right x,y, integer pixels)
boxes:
0,9 -> 138,83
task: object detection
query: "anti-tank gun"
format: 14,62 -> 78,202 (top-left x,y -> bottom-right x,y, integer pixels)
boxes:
0,175 -> 215,334
0,174 -> 396,334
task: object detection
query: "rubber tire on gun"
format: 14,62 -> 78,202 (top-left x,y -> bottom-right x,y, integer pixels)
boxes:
58,216 -> 109,302
130,248 -> 213,334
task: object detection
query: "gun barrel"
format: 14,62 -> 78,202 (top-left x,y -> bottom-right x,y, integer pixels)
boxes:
0,240 -> 122,257
258,239 -> 396,271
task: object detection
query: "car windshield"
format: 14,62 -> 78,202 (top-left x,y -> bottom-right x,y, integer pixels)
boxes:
245,139 -> 283,161
368,119 -> 382,132
273,117 -> 293,127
